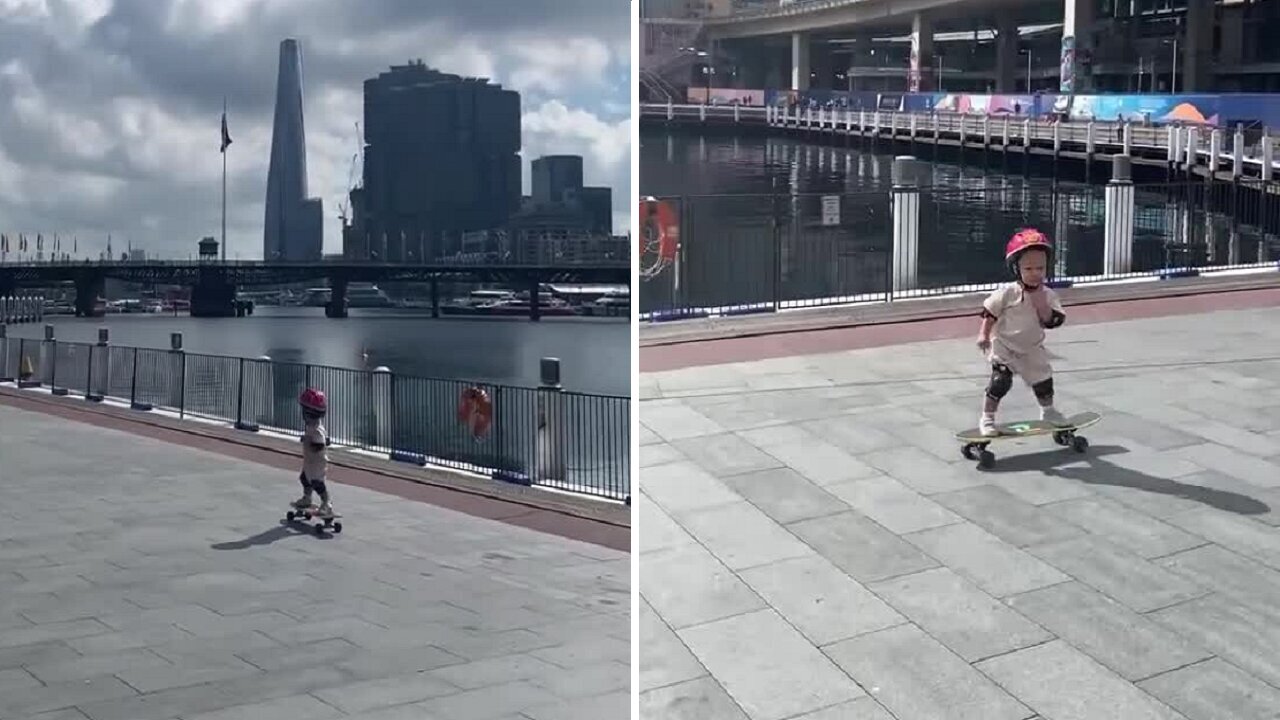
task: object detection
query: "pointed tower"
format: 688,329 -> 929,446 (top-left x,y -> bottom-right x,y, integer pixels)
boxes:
264,38 -> 322,261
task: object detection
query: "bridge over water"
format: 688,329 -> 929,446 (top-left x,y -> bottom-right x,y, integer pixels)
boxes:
0,259 -> 631,320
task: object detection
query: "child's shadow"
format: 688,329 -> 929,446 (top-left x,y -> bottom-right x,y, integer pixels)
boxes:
985,444 -> 1271,516
211,519 -> 335,550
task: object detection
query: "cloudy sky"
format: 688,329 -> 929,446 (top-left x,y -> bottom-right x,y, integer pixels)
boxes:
0,0 -> 631,260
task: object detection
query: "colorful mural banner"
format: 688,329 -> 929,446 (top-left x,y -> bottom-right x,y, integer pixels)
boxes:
740,88 -> 1280,128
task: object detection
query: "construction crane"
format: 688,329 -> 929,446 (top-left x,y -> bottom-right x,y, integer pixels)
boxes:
336,122 -> 363,228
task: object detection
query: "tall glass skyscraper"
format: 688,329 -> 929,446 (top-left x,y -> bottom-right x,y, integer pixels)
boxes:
263,38 -> 323,261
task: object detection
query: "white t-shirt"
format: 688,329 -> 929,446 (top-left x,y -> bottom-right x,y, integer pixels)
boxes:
301,421 -> 328,481
983,283 -> 1064,357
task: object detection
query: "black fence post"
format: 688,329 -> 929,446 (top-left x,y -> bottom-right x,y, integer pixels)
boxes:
129,348 -> 138,408
86,344 -> 93,399
236,357 -> 245,426
771,177 -> 782,308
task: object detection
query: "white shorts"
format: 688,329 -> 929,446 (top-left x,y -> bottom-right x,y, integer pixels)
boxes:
990,343 -> 1053,386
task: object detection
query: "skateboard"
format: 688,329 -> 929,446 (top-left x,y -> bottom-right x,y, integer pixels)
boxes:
954,411 -> 1101,470
285,505 -> 344,535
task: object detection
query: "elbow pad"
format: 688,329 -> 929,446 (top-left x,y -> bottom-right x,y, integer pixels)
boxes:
1043,310 -> 1065,329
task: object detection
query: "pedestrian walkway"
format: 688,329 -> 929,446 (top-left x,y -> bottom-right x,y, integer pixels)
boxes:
0,404 -> 628,720
640,302 -> 1280,720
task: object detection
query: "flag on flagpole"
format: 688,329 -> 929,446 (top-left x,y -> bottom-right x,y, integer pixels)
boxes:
221,109 -> 232,153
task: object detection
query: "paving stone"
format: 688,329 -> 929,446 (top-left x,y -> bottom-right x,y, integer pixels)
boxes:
311,671 -> 461,714
639,598 -> 707,693
673,501 -> 815,571
638,491 -> 696,554
1148,594 -> 1280,688
826,476 -> 964,535
1028,535 -> 1208,613
720,467 -> 846,524
640,542 -> 765,630
1005,581 -> 1211,681
857,446 -> 988,495
639,461 -> 742,514
0,404 -> 627,720
413,679 -> 561,718
934,485 -> 1085,548
903,522 -> 1069,598
671,433 -> 786,478
787,511 -> 939,584
824,623 -> 1030,720
975,640 -> 1186,720
870,567 -> 1051,662
1161,506 -> 1280,572
678,609 -> 865,720
1154,544 -> 1280,618
738,555 -> 904,647
749,438 -> 883,486
1137,658 -> 1280,720
789,697 -> 897,720
1042,496 -> 1204,559
180,694 -> 344,720
1168,443 -> 1280,488
641,442 -> 686,468
640,402 -> 726,441
639,676 -> 749,720
0,675 -> 139,718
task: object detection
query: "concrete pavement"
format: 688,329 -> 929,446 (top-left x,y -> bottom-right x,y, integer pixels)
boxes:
639,302 -> 1280,720
0,404 -> 628,720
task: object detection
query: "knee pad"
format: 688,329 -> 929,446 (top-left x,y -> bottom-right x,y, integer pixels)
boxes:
1032,377 -> 1054,401
986,363 -> 1013,400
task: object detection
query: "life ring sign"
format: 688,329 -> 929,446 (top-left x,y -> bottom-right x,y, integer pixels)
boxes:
638,196 -> 679,280
457,386 -> 493,439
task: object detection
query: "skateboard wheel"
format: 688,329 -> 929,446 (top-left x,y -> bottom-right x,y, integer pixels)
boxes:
961,444 -> 977,461
1053,431 -> 1069,446
978,450 -> 995,470
286,511 -> 295,521
332,522 -> 343,534
1072,435 -> 1089,453
314,524 -> 324,536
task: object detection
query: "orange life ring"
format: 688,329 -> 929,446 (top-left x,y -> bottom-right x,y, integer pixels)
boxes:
638,196 -> 679,274
457,386 -> 493,438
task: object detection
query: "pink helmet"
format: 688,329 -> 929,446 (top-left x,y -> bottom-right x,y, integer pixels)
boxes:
1005,228 -> 1053,275
298,387 -> 327,414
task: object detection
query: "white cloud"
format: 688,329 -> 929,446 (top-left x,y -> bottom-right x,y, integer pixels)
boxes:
509,37 -> 613,95
0,0 -> 631,259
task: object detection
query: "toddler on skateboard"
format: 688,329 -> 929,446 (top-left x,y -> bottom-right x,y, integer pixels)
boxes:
293,387 -> 336,518
976,228 -> 1071,438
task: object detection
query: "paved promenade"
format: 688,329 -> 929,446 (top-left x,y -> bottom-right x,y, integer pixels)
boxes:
0,403 -> 628,720
640,300 -> 1280,720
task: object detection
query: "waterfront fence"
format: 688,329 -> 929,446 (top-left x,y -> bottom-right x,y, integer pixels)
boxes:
640,174 -> 1280,319
0,336 -> 630,502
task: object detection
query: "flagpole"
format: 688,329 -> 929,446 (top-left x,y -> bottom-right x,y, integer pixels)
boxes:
221,96 -> 227,263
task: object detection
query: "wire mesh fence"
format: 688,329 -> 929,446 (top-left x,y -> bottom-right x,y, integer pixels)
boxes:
0,339 -> 630,502
639,179 -> 1280,318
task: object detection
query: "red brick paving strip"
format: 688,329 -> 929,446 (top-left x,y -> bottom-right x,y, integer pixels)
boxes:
0,388 -> 629,552
642,287 -> 1280,373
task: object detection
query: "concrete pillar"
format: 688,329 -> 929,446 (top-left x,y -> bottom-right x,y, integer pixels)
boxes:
890,157 -> 921,295
1104,156 -> 1135,276
1233,125 -> 1244,179
371,366 -> 391,451
89,327 -> 108,402
1060,0 -> 1094,93
1183,0 -> 1212,92
1262,134 -> 1274,182
996,15 -> 1019,93
791,32 -> 810,91
909,14 -> 934,92
535,357 -> 565,483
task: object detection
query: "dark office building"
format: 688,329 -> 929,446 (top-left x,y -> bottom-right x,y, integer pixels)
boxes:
356,61 -> 521,262
574,186 -> 613,235
531,155 -> 584,205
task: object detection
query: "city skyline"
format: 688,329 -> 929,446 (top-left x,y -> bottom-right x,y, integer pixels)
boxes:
0,0 -> 630,260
